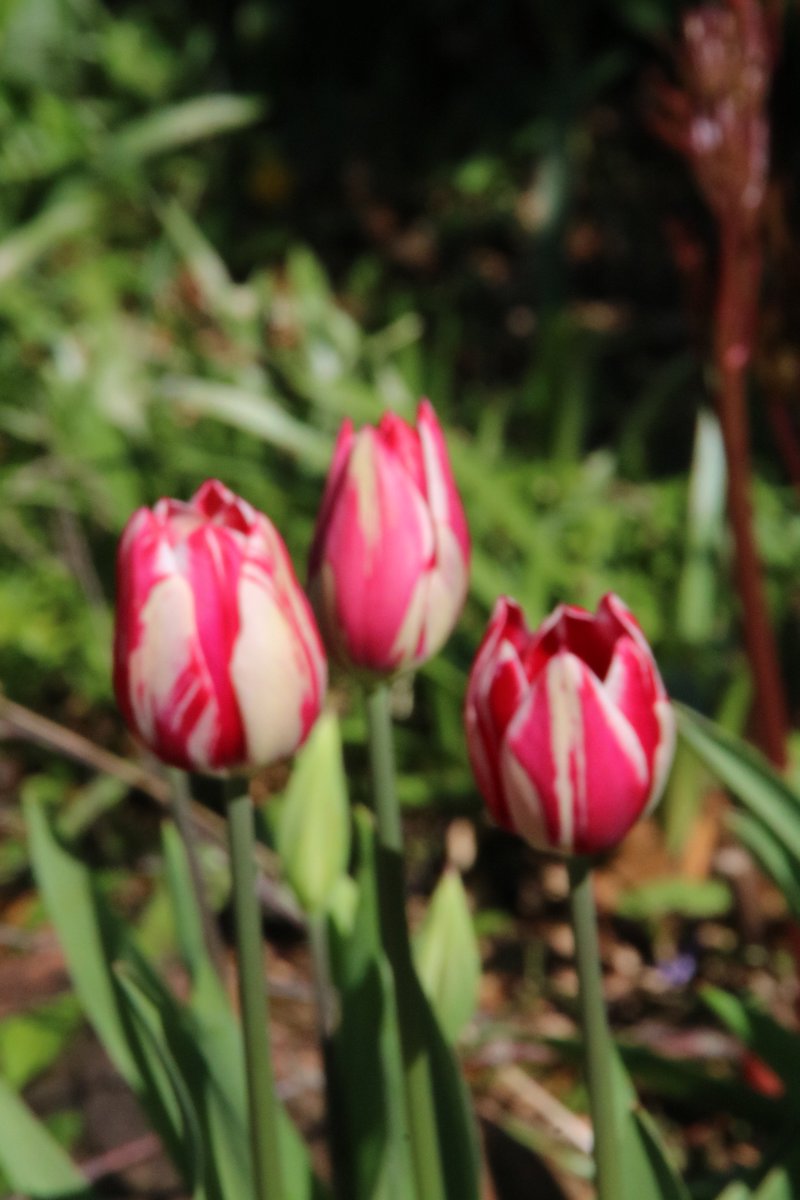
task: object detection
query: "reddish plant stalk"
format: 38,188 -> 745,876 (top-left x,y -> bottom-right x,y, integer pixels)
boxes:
651,0 -> 788,765
715,227 -> 788,765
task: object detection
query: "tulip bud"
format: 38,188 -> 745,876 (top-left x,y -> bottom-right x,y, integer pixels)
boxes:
308,400 -> 470,676
113,479 -> 327,773
465,594 -> 675,856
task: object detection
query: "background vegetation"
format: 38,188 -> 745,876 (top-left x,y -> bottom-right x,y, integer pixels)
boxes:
4,0 -> 800,1195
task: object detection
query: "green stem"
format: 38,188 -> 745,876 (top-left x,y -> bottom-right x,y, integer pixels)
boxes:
227,785 -> 284,1200
568,858 -> 622,1200
308,913 -> 346,1200
366,684 -> 446,1200
167,768 -> 226,979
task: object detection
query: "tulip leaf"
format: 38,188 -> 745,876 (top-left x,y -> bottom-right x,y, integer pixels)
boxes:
159,820 -> 331,1200
413,868 -> 480,1043
615,877 -> 732,921
726,811 -> 800,921
24,788 -> 141,1086
701,987 -> 800,1101
754,1139 -> 800,1199
278,711 -> 351,914
160,818 -> 220,995
26,795 -> 328,1200
325,807 -> 417,1200
676,705 -> 800,864
604,1048 -> 690,1200
113,966 -> 206,1199
0,1076 -> 92,1199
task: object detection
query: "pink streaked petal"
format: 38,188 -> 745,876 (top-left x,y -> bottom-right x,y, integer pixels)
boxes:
465,604 -> 532,829
317,431 -> 432,668
191,478 -> 257,534
127,573 -> 234,771
505,653 -> 649,854
598,593 -> 657,668
308,421 -> 355,577
253,530 -> 328,726
465,700 -> 512,830
377,409 -> 426,495
230,567 -> 324,764
393,522 -> 468,666
179,524 -> 246,763
500,748 -> 550,848
113,508 -> 175,730
643,698 -> 677,816
604,636 -> 663,775
525,602 -> 618,682
417,398 -> 470,564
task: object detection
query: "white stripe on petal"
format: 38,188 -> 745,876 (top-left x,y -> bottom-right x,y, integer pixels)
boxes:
500,746 -> 550,849
546,655 -> 586,851
644,698 -> 677,815
230,570 -> 306,765
128,573 -> 217,768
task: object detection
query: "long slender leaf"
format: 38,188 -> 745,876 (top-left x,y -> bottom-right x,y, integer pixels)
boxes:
413,868 -> 480,1044
0,1076 -> 91,1199
160,818 -> 327,1200
326,808 -> 416,1200
112,95 -> 265,161
114,967 -> 206,1200
676,705 -> 800,863
702,987 -> 800,1100
24,789 -> 140,1085
727,810 -> 800,920
609,1050 -> 690,1200
158,376 -> 332,469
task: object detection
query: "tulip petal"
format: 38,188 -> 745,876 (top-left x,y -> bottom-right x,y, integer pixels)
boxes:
503,652 -> 649,854
231,567 -> 311,764
179,525 -> 246,763
127,571 -> 227,771
313,427 -> 433,670
465,598 -> 531,829
417,398 -> 470,565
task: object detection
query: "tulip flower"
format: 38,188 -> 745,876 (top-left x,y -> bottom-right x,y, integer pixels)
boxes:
465,593 -> 675,855
308,400 -> 470,676
114,479 -> 327,773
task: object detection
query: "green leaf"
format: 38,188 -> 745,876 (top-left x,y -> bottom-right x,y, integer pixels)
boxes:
114,966 -> 206,1200
326,808 -> 416,1200
727,811 -> 800,920
413,869 -> 480,1043
0,995 -> 81,1090
0,1075 -> 91,1198
158,376 -> 332,470
615,877 -> 732,921
676,705 -> 800,864
159,822 -> 329,1200
24,787 -> 140,1086
702,987 -> 800,1101
609,1051 -> 690,1200
161,819 -> 214,991
0,189 -> 95,285
111,95 -> 265,161
278,711 -> 351,914
755,1140 -> 800,1198
715,1186 -> 753,1200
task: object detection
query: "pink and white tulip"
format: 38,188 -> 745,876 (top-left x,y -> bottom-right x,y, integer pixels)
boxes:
465,594 -> 675,856
114,479 -> 327,773
308,400 -> 470,676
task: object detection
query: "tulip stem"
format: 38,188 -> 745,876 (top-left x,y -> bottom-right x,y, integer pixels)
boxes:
167,768 -> 226,979
567,857 -> 623,1200
226,784 -> 285,1200
366,684 -> 447,1200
